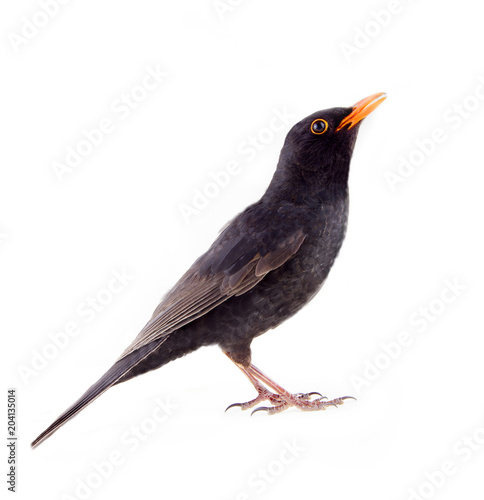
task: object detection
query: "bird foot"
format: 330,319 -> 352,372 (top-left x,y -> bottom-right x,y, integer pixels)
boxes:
251,394 -> 356,416
223,354 -> 355,417
226,388 -> 329,413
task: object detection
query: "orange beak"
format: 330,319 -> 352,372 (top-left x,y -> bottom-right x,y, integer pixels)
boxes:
336,92 -> 387,131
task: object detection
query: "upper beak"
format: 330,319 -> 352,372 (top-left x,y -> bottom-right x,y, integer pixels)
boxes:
336,92 -> 387,131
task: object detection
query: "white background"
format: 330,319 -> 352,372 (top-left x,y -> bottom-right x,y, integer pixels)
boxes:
2,1 -> 484,499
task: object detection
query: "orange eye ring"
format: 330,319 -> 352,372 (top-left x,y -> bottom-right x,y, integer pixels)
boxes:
310,118 -> 328,135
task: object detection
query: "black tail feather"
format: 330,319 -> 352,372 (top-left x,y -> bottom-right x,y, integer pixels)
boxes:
31,341 -> 163,449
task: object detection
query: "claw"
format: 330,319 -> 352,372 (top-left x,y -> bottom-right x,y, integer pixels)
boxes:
323,396 -> 356,408
295,391 -> 324,401
225,403 -> 243,412
251,406 -> 271,416
331,396 -> 357,405
307,392 -> 323,399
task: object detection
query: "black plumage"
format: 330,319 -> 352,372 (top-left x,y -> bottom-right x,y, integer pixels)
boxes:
32,93 -> 386,448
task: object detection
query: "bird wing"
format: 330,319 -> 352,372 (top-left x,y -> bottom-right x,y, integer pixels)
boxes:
119,220 -> 306,358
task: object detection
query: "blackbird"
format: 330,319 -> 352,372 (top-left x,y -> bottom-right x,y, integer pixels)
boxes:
32,92 -> 386,448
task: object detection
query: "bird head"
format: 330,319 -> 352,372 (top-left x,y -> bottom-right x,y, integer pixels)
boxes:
277,93 -> 386,188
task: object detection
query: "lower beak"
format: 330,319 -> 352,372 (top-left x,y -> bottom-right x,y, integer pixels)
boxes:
336,92 -> 387,131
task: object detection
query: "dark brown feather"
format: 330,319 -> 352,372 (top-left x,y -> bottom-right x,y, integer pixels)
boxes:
120,228 -> 306,358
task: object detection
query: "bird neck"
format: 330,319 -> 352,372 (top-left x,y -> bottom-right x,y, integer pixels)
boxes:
262,160 -> 350,208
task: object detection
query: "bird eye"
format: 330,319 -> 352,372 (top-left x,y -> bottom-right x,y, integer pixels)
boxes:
310,119 -> 328,135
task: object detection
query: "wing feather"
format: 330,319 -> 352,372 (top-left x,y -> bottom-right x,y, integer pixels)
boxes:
119,227 -> 306,358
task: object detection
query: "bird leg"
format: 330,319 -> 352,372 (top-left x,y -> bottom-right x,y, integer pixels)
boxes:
224,353 -> 355,415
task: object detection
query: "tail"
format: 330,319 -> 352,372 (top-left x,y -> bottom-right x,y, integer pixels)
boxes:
31,340 -> 162,449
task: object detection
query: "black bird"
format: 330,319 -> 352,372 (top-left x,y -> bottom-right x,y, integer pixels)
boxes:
32,92 -> 386,448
